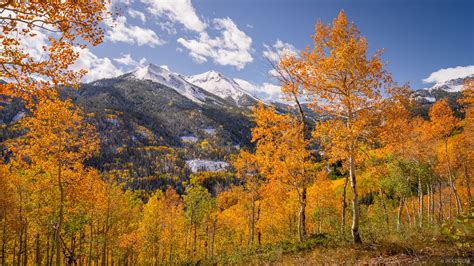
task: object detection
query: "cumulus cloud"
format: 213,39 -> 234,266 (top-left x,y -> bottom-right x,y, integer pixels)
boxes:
177,17 -> 253,69
72,49 -> 147,83
120,0 -> 135,5
106,16 -> 164,47
423,65 -> 474,84
72,48 -> 124,83
113,53 -> 147,67
263,39 -> 297,62
21,29 -> 49,60
3,9 -> 49,60
262,40 -> 298,77
234,78 -> 283,103
158,21 -> 178,34
141,0 -> 206,32
127,8 -> 146,23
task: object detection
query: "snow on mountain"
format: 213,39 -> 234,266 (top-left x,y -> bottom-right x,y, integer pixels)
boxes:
423,74 -> 473,93
186,71 -> 260,106
132,64 -> 211,104
414,74 -> 473,104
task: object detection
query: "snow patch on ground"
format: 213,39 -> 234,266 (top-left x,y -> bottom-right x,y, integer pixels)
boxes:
12,112 -> 25,122
203,128 -> 216,135
181,135 -> 198,143
106,118 -> 119,126
424,97 -> 436,103
185,159 -> 230,173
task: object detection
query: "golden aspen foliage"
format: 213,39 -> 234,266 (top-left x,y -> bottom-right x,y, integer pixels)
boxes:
307,171 -> 339,234
280,10 -> 400,243
232,150 -> 262,246
251,102 -> 313,241
140,188 -> 186,264
457,81 -> 474,209
0,1 -> 109,102
6,97 -> 100,265
429,100 -> 463,214
215,186 -> 252,252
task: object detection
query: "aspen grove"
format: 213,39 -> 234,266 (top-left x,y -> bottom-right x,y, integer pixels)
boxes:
0,3 -> 472,265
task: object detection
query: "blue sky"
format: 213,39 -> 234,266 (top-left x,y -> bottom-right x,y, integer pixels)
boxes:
82,0 -> 474,93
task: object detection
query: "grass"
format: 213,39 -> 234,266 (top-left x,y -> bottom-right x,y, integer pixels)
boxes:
277,236 -> 472,265
211,233 -> 329,264
208,231 -> 472,265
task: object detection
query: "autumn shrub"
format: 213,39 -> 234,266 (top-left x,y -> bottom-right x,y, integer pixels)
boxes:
440,210 -> 474,255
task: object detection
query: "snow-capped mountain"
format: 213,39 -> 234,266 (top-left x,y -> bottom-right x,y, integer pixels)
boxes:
413,74 -> 472,104
185,70 -> 260,107
424,74 -> 473,93
132,64 -> 223,105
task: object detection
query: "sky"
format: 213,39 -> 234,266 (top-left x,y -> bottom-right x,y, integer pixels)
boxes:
78,0 -> 474,98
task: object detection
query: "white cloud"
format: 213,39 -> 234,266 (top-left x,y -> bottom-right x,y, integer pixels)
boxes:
158,21 -> 178,34
262,40 -> 298,77
3,9 -> 49,60
177,17 -> 253,69
106,16 -> 164,47
21,29 -> 49,60
234,78 -> 283,103
127,8 -> 146,23
73,48 -> 124,83
113,53 -> 146,67
141,0 -> 206,32
423,65 -> 474,84
120,0 -> 135,5
263,39 -> 297,62
73,49 -> 149,83
4,8 -> 147,84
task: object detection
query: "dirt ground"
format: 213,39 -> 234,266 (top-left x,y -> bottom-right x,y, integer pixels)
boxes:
265,244 -> 473,265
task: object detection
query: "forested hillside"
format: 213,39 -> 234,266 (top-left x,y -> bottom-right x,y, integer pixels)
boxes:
0,2 -> 472,265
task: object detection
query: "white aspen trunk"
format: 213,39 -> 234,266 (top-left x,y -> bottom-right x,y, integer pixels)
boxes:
349,154 -> 361,243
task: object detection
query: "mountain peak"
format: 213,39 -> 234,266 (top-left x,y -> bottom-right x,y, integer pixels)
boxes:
131,64 -> 212,104
413,75 -> 472,105
186,71 -> 260,107
135,64 -> 171,78
147,63 -> 171,71
193,70 -> 227,81
128,64 -> 263,107
204,70 -> 222,77
423,74 -> 473,93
